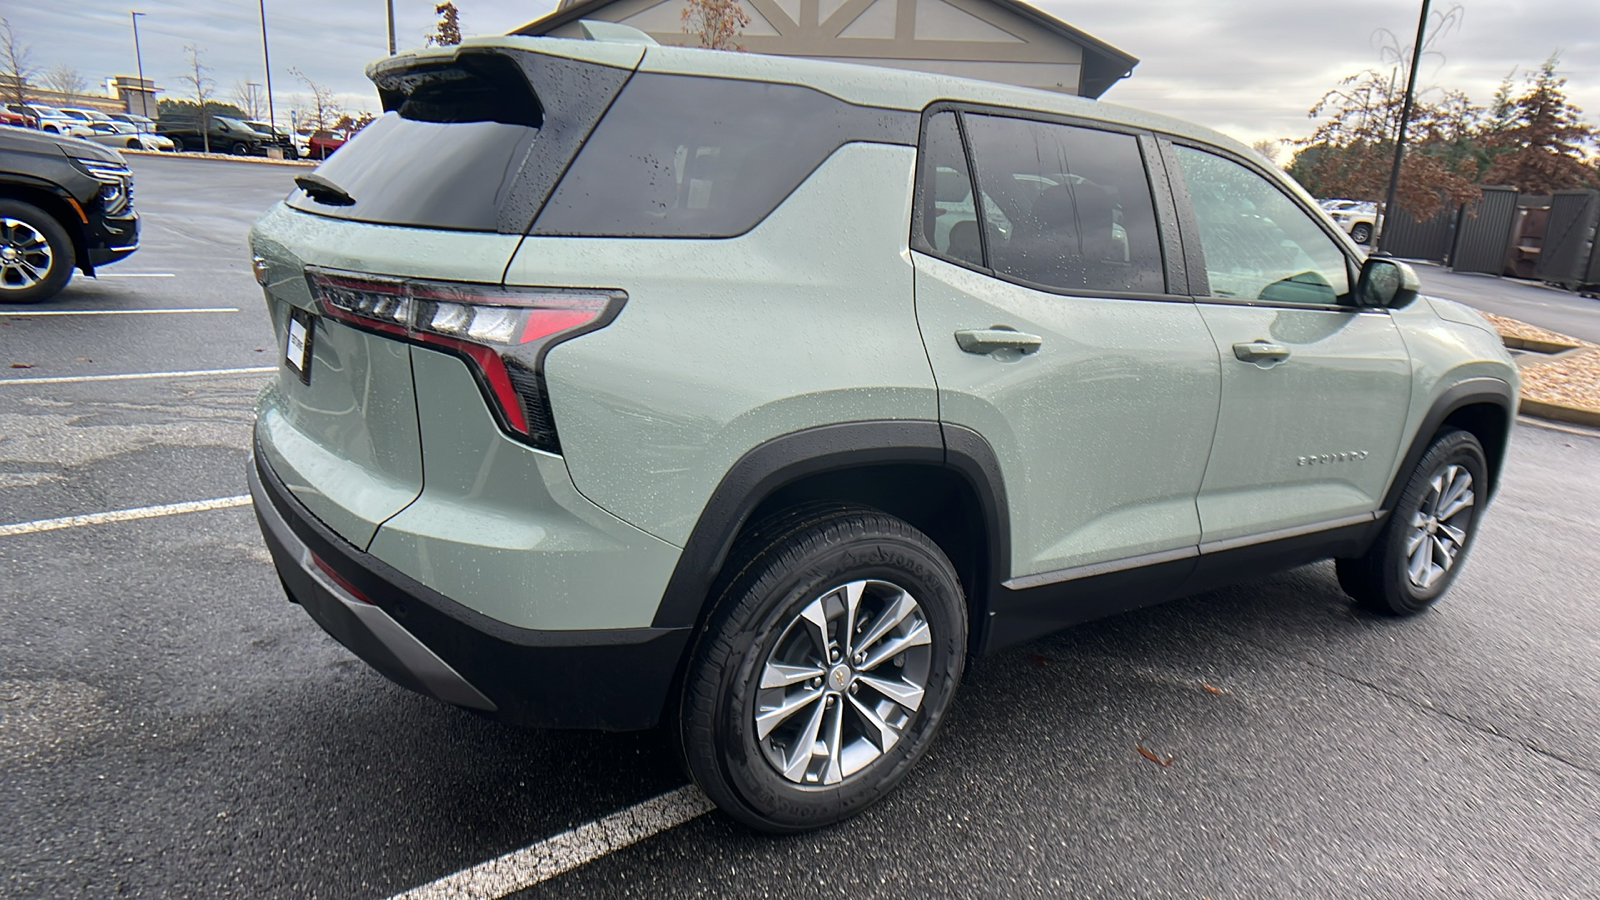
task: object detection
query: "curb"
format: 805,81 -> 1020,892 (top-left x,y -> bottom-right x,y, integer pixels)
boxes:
1501,335 -> 1584,354
1518,397 -> 1600,429
1497,332 -> 1600,428
121,148 -> 315,167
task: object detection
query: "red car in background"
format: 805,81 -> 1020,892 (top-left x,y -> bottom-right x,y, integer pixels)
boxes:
307,129 -> 347,160
1,107 -> 36,128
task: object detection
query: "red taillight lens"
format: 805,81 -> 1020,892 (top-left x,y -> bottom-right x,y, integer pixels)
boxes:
305,268 -> 622,452
311,551 -> 371,604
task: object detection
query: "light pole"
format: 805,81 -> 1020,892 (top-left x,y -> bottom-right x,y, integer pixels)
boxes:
129,11 -> 148,118
258,0 -> 277,132
386,0 -> 397,55
1377,0 -> 1432,255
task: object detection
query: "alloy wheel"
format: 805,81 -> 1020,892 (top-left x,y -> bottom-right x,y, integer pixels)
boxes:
755,578 -> 932,785
0,217 -> 54,292
1405,463 -> 1474,590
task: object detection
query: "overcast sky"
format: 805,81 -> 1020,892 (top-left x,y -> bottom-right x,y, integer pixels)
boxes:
6,0 -> 1597,147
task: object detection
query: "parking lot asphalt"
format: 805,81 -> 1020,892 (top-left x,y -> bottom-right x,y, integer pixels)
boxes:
3,154 -> 1599,899
1411,264 -> 1600,345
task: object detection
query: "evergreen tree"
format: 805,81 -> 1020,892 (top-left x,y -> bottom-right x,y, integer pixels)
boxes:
1479,55 -> 1599,192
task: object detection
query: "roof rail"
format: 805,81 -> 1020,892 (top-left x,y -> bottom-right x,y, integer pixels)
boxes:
578,20 -> 659,45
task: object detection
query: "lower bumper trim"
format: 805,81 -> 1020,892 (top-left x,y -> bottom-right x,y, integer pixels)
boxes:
249,440 -> 692,730
251,463 -> 496,711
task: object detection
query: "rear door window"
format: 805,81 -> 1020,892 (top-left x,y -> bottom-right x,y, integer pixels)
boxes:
963,114 -> 1165,295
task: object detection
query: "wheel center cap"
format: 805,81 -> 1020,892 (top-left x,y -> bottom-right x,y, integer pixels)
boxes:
827,664 -> 851,691
0,247 -> 15,262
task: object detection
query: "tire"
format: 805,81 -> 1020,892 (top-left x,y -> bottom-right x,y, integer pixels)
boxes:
0,199 -> 76,303
127,138 -> 141,149
1351,223 -> 1373,244
1337,429 -> 1487,615
680,504 -> 967,832
230,142 -> 249,156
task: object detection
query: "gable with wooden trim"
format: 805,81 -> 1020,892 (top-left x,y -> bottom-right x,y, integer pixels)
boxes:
514,0 -> 1138,98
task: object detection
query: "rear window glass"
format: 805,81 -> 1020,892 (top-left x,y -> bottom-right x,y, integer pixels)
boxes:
287,114 -> 538,231
533,73 -> 912,238
286,53 -> 543,232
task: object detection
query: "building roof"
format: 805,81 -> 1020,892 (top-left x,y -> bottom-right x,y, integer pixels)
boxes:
512,0 -> 1139,99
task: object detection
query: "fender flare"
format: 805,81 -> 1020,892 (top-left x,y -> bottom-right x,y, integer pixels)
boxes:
1381,376 -> 1515,514
650,420 -> 1010,631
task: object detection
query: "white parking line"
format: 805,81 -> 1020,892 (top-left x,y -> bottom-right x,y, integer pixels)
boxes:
0,366 -> 275,386
0,495 -> 253,537
0,308 -> 238,316
96,272 -> 177,277
390,786 -> 714,900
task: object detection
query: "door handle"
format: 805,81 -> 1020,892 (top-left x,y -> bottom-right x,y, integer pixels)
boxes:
955,328 -> 1043,355
1232,340 -> 1290,364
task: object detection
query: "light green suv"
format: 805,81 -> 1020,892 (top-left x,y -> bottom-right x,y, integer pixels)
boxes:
248,26 -> 1519,832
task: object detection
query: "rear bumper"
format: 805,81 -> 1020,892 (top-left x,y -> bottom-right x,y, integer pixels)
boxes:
250,448 -> 691,730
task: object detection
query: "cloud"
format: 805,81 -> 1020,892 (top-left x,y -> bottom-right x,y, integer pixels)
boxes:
6,0 -> 559,119
1054,0 -> 1600,144
5,0 -> 1595,144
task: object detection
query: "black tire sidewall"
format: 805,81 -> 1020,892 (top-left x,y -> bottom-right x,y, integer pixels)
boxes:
1352,224 -> 1372,244
0,199 -> 75,303
1381,431 -> 1487,613
689,516 -> 965,832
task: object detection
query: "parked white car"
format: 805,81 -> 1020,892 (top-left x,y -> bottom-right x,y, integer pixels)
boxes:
84,121 -> 175,151
106,112 -> 158,132
1319,199 -> 1380,244
4,103 -> 93,137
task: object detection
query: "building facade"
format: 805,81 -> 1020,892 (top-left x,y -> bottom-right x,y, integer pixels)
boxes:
514,0 -> 1137,98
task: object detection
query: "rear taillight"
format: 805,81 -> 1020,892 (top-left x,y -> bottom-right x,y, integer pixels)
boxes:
305,267 -> 623,453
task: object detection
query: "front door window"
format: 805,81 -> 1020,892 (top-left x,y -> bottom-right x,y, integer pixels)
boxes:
1175,145 -> 1351,305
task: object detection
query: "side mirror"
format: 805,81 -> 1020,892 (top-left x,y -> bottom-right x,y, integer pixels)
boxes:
1356,257 -> 1420,309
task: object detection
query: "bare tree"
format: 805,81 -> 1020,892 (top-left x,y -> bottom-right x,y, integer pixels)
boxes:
426,2 -> 463,46
41,63 -> 88,100
0,17 -> 36,105
1250,139 -> 1283,166
681,0 -> 749,50
1287,5 -> 1481,219
232,80 -> 266,120
176,45 -> 217,152
289,67 -> 340,133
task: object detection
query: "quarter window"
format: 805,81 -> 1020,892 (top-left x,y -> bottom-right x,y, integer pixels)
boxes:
1173,146 -> 1352,305
534,74 -> 911,238
963,114 -> 1165,294
913,111 -> 984,268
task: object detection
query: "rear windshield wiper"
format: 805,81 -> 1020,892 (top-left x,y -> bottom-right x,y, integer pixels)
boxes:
294,173 -> 355,207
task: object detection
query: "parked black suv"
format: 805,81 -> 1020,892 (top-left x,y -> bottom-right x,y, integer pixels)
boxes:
0,127 -> 139,302
158,115 -> 267,155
